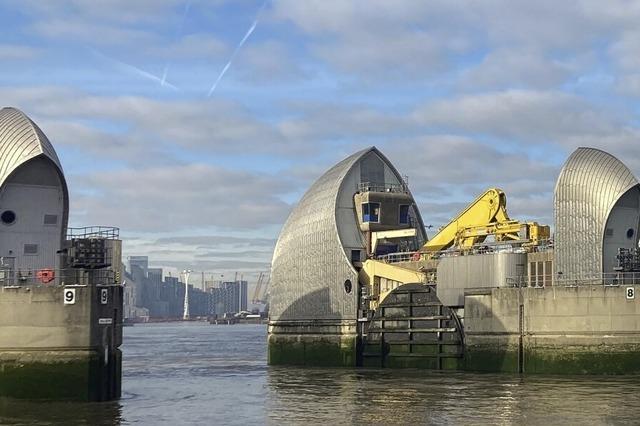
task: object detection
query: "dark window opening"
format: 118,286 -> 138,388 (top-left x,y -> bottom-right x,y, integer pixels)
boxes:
24,244 -> 38,255
351,250 -> 361,263
362,202 -> 380,223
44,214 -> 58,225
344,279 -> 352,294
627,228 -> 635,239
1,210 -> 16,225
399,205 -> 410,225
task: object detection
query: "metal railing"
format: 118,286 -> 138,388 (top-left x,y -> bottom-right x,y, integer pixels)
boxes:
67,226 -> 119,240
377,251 -> 417,263
506,272 -> 640,288
357,181 -> 409,194
0,268 -> 117,287
377,238 -> 555,264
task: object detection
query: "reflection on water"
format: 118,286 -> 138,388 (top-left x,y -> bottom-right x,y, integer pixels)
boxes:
0,398 -> 122,426
1,323 -> 639,425
268,367 -> 640,425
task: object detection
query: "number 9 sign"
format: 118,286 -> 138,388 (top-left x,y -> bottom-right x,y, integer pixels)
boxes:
63,288 -> 76,305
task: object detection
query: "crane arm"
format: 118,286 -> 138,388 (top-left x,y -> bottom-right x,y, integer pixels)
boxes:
422,188 -> 509,253
251,272 -> 264,304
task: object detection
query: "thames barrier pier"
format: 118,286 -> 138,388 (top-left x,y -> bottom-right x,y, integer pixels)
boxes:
269,148 -> 428,365
269,146 -> 640,373
0,107 -> 123,400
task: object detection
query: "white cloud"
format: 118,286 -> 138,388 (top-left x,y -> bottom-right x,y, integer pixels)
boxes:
70,163 -> 294,232
0,44 -> 40,60
459,49 -> 576,90
32,19 -> 159,45
412,90 -> 634,147
237,40 -> 307,82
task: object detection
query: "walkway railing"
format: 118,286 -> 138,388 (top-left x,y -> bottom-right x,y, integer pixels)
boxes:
67,226 -> 119,240
357,181 -> 409,194
506,272 -> 640,288
0,268 -> 117,287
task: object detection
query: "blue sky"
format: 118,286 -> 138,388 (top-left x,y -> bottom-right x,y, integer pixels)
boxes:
2,0 -> 640,282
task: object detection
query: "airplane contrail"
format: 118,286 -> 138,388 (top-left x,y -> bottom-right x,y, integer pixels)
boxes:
90,48 -> 180,91
207,21 -> 257,97
162,1 -> 192,87
207,1 -> 266,97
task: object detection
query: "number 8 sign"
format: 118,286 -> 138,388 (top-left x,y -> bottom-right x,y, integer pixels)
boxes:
63,288 -> 76,305
627,287 -> 635,300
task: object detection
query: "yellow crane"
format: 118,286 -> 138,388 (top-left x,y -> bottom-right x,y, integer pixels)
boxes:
422,188 -> 509,252
417,188 -> 549,256
359,188 -> 549,310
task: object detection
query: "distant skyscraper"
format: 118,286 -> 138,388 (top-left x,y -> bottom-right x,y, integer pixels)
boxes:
148,268 -> 163,285
128,256 -> 149,277
165,276 -> 179,286
208,280 -> 249,315
239,280 -> 248,312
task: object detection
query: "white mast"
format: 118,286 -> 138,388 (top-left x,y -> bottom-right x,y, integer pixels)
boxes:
182,269 -> 192,320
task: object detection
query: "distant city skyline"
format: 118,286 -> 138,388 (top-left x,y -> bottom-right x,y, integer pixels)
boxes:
2,1 -> 640,276
123,254 -> 256,320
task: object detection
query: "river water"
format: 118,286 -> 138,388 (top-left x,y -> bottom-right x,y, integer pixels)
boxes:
1,322 -> 640,425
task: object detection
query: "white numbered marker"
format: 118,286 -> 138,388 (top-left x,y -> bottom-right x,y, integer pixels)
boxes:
100,288 -> 108,305
64,288 -> 76,305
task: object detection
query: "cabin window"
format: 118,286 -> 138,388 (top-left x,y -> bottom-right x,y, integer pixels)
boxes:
24,244 -> 38,255
362,202 -> 380,223
1,210 -> 16,225
44,214 -> 58,225
399,205 -> 410,224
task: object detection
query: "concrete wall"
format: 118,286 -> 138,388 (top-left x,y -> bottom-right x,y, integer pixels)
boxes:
465,285 -> 640,374
268,320 -> 358,367
0,284 -> 123,400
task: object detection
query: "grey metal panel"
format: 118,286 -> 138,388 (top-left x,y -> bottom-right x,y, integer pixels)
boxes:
436,252 -> 527,306
270,147 -> 427,321
0,108 -> 63,187
554,147 -> 639,279
0,107 -> 69,238
270,150 -> 363,321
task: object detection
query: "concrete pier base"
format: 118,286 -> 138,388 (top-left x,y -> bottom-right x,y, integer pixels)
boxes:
268,320 -> 357,367
0,285 -> 122,401
464,286 -> 640,374
0,349 -> 121,400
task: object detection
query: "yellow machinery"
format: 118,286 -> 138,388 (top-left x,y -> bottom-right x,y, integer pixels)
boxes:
359,188 -> 550,310
420,188 -> 549,255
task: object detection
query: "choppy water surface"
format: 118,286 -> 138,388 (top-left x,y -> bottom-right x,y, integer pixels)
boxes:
1,322 -> 640,425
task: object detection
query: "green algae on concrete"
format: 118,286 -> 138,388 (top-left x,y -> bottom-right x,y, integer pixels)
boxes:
0,350 -> 122,401
465,344 -> 640,375
524,346 -> 640,375
464,346 -> 520,373
0,360 -> 91,400
268,335 -> 357,367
